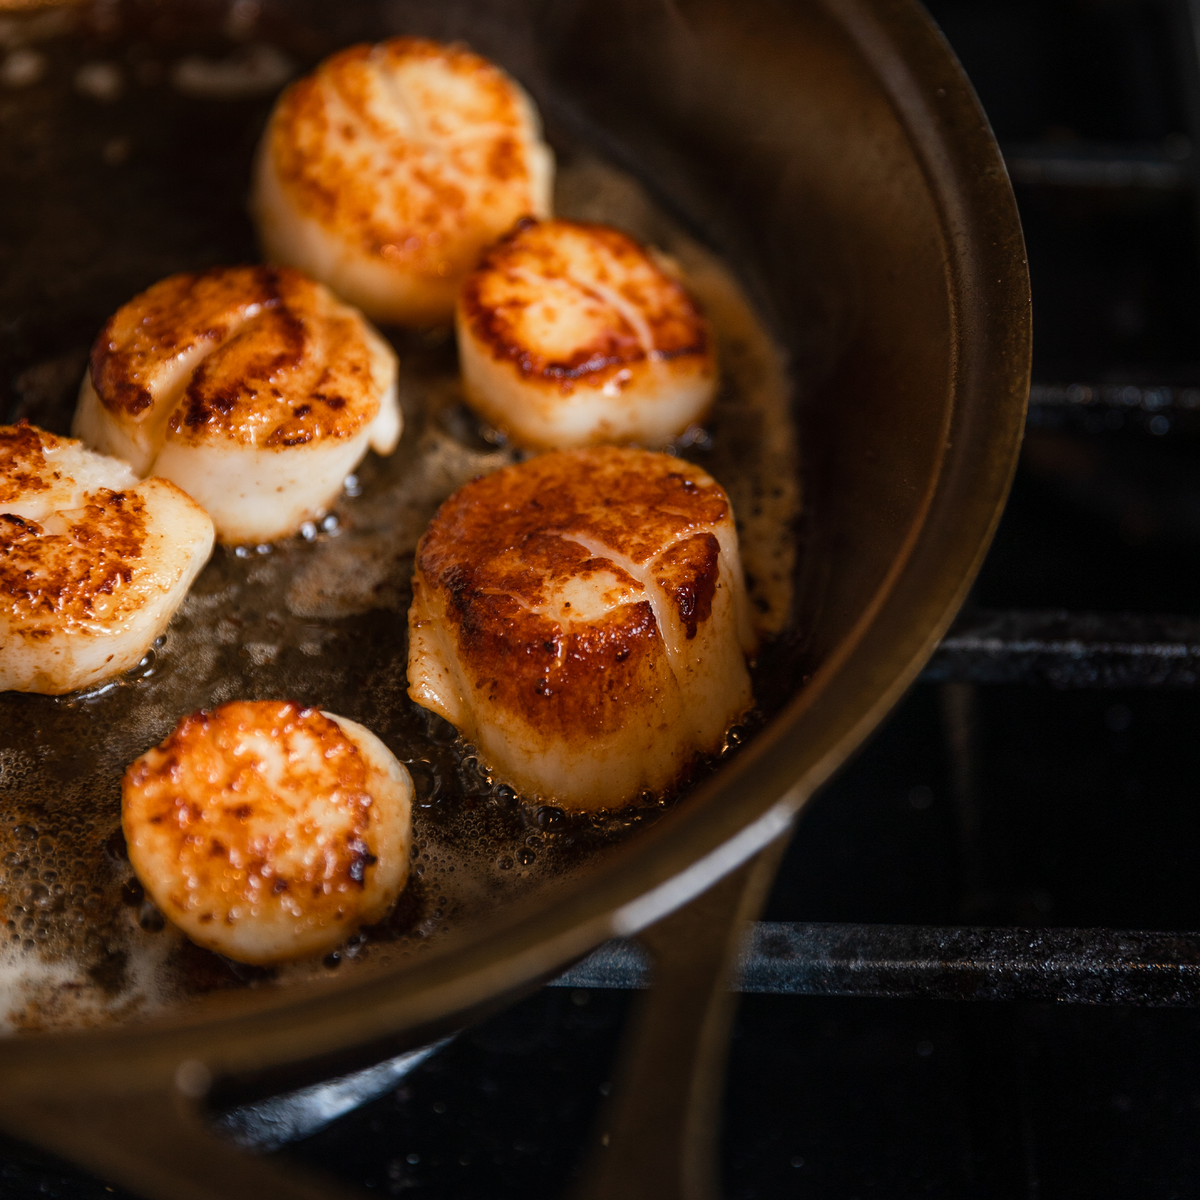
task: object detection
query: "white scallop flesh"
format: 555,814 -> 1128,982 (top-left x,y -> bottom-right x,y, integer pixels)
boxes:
73,264 -> 400,544
0,422 -> 214,695
122,700 -> 413,965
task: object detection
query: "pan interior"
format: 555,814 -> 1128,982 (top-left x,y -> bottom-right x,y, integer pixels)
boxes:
0,0 -> 982,1045
0,0 -> 821,1033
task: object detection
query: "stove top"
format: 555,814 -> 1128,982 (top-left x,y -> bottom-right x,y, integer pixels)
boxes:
5,0 -> 1200,1196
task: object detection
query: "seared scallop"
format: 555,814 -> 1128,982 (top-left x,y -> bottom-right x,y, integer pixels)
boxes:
122,700 -> 413,965
73,265 -> 400,544
0,421 -> 214,695
251,37 -> 554,327
456,218 -> 717,449
407,447 -> 754,810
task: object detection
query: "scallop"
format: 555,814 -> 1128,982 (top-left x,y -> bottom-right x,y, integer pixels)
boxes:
456,218 -> 717,449
122,700 -> 413,965
251,37 -> 554,327
0,421 -> 214,695
73,265 -> 400,544
407,447 -> 754,810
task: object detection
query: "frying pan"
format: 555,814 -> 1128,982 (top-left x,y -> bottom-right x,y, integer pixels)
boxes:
0,0 -> 1029,1195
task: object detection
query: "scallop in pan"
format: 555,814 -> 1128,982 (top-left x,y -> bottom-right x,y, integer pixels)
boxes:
252,37 -> 555,327
0,422 -> 214,695
407,447 -> 754,811
456,218 -> 717,449
73,265 -> 400,544
122,700 -> 413,965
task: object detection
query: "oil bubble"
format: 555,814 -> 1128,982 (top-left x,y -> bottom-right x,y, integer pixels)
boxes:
137,902 -> 165,932
536,806 -> 564,831
407,760 -> 440,806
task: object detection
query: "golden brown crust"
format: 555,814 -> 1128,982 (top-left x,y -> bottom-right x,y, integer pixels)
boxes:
1,422 -> 159,635
0,420 -> 52,505
90,265 -> 379,447
419,446 -> 728,580
653,532 -> 721,640
2,423 -> 215,694
415,447 -> 731,734
122,702 -> 378,926
459,218 -> 711,390
268,37 -> 544,283
0,490 -> 146,629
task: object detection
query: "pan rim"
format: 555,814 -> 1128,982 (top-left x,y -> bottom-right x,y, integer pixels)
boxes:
0,0 -> 1030,1093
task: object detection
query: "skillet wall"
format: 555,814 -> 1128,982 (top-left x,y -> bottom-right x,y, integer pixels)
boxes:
537,0 -> 955,674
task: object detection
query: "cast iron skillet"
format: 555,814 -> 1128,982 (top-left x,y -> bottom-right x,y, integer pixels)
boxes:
0,0 -> 1029,1195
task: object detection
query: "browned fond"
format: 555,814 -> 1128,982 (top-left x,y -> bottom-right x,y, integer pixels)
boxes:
91,265 -> 378,447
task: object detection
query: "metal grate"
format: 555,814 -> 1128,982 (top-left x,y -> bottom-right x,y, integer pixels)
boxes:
552,924 -> 1200,1006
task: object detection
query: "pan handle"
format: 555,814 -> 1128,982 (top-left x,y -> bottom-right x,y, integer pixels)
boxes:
569,832 -> 793,1200
0,1084 -> 358,1200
